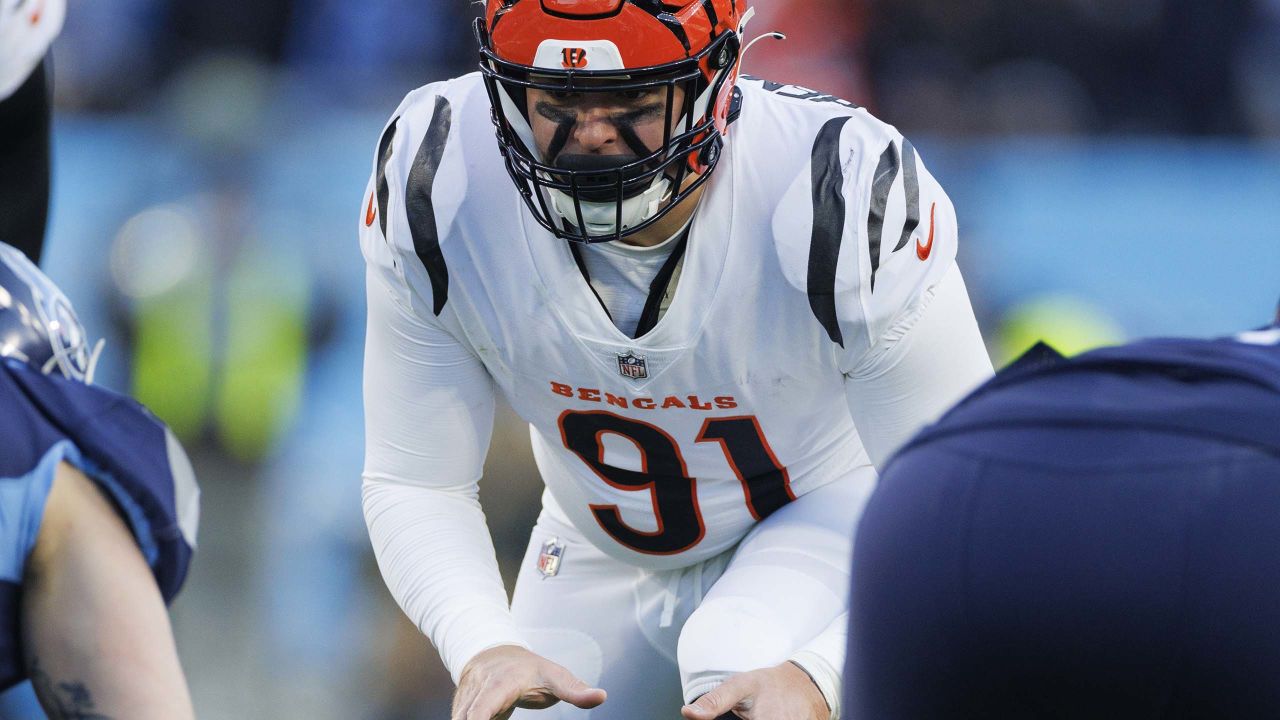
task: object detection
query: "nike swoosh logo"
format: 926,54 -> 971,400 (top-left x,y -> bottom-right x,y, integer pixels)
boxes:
916,202 -> 936,261
364,192 -> 377,227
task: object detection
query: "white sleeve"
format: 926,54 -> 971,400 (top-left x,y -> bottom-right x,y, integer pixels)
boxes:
785,269 -> 988,718
362,267 -> 528,683
844,264 -> 993,469
789,613 -> 847,720
0,0 -> 64,99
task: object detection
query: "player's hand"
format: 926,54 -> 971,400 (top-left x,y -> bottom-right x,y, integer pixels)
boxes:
680,661 -> 830,720
451,644 -> 607,720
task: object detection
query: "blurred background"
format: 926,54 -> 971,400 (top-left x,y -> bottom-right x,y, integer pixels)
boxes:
11,0 -> 1280,717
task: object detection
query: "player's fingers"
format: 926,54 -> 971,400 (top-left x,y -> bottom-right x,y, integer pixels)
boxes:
458,678 -> 522,720
681,678 -> 751,720
453,678 -> 497,720
540,663 -> 607,708
452,683 -> 481,719
465,693 -> 516,720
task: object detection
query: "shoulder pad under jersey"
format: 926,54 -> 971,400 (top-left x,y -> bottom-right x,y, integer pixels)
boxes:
762,96 -> 959,365
0,360 -> 199,602
359,74 -> 489,318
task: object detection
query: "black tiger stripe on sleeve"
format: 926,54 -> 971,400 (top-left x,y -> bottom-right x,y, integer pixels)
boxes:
890,138 -> 921,255
375,117 -> 400,239
405,96 -> 453,316
806,116 -> 853,348
866,141 -> 900,293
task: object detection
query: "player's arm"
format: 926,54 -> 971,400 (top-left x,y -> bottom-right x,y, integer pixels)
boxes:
844,263 -> 991,468
360,99 -> 602,718
805,132 -> 989,716
770,117 -> 992,469
363,269 -> 605,720
361,261 -> 515,669
21,461 -> 194,720
835,128 -> 993,468
740,121 -> 992,720
682,614 -> 845,720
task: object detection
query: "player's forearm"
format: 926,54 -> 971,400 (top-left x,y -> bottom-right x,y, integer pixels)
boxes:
363,476 -> 528,682
22,463 -> 194,720
789,612 -> 847,720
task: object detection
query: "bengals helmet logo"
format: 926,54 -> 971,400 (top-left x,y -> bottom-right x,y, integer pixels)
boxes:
562,48 -> 588,69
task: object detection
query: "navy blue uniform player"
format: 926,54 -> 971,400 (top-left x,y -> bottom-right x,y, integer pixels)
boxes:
847,304 -> 1280,719
0,242 -> 198,718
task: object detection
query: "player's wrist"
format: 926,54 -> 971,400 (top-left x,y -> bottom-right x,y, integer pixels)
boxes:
460,643 -> 534,674
786,655 -> 838,720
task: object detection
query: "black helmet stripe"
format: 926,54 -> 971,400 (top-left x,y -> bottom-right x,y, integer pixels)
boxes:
656,11 -> 691,51
490,0 -> 522,34
700,0 -> 718,28
630,1 -> 691,51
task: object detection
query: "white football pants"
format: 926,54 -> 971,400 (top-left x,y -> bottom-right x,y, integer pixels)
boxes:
509,468 -> 874,719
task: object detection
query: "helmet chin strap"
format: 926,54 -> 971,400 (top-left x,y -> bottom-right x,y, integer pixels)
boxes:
549,174 -> 672,238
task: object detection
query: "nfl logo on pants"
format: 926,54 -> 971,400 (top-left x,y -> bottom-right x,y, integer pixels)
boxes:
617,352 -> 648,380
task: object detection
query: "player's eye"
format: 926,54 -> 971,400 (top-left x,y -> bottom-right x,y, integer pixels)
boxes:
614,89 -> 651,102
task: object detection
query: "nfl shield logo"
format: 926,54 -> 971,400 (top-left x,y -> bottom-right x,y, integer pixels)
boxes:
537,538 -> 565,578
617,352 -> 648,380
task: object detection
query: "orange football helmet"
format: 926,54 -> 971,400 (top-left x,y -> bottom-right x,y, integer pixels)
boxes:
477,0 -> 745,242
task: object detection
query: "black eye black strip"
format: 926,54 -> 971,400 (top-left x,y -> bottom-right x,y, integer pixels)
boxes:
615,122 -> 655,159
546,115 -> 576,162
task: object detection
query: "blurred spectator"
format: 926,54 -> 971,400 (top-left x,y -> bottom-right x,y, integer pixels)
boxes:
1235,0 -> 1280,135
282,0 -> 477,105
992,294 -> 1126,367
865,0 -> 1267,136
743,0 -> 872,104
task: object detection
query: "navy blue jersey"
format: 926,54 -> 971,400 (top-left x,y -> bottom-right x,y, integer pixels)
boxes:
901,325 -> 1280,459
850,324 -> 1280,718
0,358 -> 198,690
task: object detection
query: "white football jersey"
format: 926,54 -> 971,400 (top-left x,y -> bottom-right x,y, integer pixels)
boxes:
361,73 -> 958,571
0,0 -> 64,99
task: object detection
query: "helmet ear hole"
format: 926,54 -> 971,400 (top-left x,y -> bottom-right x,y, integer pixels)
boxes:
692,138 -> 721,173
710,32 -> 740,70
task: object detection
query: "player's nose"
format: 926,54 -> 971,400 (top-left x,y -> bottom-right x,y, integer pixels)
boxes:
571,109 -> 619,153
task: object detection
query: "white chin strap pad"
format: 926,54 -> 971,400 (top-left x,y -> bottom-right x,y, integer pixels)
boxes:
548,174 -> 672,237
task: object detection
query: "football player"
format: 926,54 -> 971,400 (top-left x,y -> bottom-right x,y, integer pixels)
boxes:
848,303 -> 1280,718
0,0 -> 64,264
0,242 -> 199,718
360,2 -> 993,718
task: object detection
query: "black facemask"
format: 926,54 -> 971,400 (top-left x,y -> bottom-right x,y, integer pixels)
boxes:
552,153 -> 659,202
